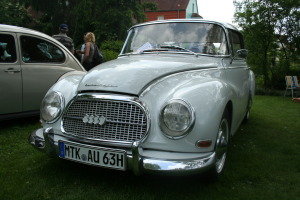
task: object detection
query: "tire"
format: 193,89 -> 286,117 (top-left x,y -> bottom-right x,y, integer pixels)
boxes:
243,95 -> 252,123
207,109 -> 230,179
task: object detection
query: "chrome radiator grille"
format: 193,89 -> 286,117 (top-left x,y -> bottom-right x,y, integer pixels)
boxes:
62,96 -> 148,142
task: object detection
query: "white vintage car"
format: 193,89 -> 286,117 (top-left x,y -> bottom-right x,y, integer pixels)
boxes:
29,19 -> 255,177
0,24 -> 85,120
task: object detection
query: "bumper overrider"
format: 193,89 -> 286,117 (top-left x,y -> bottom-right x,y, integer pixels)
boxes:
29,128 -> 216,175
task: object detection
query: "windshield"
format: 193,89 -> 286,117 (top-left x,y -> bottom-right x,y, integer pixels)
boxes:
122,22 -> 228,56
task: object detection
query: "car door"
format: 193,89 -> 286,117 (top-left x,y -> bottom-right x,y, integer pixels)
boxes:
0,32 -> 22,115
224,29 -> 250,126
18,34 -> 75,112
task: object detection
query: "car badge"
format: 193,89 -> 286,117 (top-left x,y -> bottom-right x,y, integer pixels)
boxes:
82,114 -> 106,126
85,83 -> 118,88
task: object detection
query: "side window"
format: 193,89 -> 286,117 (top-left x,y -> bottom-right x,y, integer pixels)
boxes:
229,30 -> 244,55
0,34 -> 17,63
20,36 -> 65,63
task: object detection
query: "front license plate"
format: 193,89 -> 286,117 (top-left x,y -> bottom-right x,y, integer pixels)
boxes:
58,141 -> 126,170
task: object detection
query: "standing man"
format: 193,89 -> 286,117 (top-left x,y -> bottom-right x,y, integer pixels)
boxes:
53,24 -> 74,54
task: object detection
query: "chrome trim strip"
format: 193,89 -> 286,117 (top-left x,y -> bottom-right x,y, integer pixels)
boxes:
225,66 -> 249,69
64,115 -> 145,126
61,93 -> 151,146
29,127 -> 216,174
55,132 -> 133,148
142,152 -> 215,172
119,51 -> 231,58
120,20 -> 232,57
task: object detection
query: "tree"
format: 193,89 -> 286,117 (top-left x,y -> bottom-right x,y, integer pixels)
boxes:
0,0 -> 32,26
1,0 -> 156,60
234,0 -> 300,89
17,0 -> 149,46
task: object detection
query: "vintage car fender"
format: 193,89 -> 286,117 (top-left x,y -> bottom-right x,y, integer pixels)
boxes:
139,68 -> 235,153
249,70 -> 255,98
48,73 -> 85,104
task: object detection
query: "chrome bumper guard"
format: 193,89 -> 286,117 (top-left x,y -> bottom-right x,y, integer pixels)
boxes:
29,128 -> 216,175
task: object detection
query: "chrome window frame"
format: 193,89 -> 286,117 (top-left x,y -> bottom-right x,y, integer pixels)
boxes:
120,20 -> 232,58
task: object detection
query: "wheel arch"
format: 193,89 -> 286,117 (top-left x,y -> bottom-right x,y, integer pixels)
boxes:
224,100 -> 233,135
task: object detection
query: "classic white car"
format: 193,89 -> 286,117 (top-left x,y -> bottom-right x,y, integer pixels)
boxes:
29,19 -> 255,177
0,24 -> 85,120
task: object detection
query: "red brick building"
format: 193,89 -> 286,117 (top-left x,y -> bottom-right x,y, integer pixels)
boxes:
142,0 -> 199,22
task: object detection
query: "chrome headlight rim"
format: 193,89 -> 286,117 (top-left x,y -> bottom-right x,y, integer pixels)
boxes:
40,91 -> 65,124
159,99 -> 195,140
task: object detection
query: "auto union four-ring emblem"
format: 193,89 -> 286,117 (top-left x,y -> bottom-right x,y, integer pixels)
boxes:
82,114 -> 106,125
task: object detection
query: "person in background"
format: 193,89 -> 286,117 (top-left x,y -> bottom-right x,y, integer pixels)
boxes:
79,43 -> 86,63
76,32 -> 95,71
53,24 -> 74,54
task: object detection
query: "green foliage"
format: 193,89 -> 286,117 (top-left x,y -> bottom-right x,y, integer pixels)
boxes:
0,0 -> 32,26
234,0 -> 300,90
13,0 -> 145,47
100,40 -> 124,61
0,0 -> 148,61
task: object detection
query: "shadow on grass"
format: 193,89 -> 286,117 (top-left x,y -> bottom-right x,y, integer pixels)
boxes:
0,116 -> 40,130
33,154 -> 217,194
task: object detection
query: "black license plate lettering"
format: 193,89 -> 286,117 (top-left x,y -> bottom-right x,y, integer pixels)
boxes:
65,145 -> 81,159
59,141 -> 125,170
102,152 -> 124,167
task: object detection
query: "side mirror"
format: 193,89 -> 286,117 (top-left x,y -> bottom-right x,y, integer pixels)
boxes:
235,49 -> 248,59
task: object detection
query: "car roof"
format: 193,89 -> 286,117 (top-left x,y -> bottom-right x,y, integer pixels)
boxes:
0,24 -> 57,42
131,19 -> 239,31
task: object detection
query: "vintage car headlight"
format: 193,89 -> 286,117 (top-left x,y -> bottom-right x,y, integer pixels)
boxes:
41,91 -> 64,123
160,99 -> 195,139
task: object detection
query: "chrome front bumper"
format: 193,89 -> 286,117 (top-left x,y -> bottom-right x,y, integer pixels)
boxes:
29,128 -> 216,175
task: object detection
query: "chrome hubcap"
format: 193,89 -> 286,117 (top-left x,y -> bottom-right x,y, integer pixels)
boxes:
215,118 -> 229,173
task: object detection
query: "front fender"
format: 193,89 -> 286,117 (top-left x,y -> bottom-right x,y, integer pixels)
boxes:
140,70 -> 233,153
250,70 -> 255,98
41,73 -> 85,130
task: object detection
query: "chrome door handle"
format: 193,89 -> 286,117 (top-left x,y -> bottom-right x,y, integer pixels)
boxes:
4,68 -> 21,73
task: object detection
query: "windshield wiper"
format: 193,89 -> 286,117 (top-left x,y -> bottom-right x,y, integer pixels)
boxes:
160,45 -> 197,55
140,46 -> 198,56
140,48 -> 169,53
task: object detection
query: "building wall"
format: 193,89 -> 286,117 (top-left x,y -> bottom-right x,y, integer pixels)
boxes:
145,10 -> 187,21
186,0 -> 198,18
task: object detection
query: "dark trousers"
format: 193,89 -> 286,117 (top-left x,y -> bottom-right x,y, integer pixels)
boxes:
83,61 -> 94,71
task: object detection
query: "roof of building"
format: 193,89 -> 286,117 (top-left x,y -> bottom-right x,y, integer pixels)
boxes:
141,0 -> 190,11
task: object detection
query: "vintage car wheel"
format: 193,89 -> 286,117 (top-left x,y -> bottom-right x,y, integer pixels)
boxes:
243,95 -> 252,123
207,109 -> 230,179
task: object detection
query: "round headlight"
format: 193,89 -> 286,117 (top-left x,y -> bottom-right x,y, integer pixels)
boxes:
41,91 -> 64,123
160,99 -> 195,139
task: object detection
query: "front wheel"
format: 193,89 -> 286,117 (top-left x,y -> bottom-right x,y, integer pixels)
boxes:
243,96 -> 252,123
207,109 -> 230,179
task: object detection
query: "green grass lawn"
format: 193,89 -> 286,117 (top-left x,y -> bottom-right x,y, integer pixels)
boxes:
0,96 -> 299,200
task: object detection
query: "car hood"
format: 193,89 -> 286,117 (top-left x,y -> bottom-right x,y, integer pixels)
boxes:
77,54 -> 222,95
